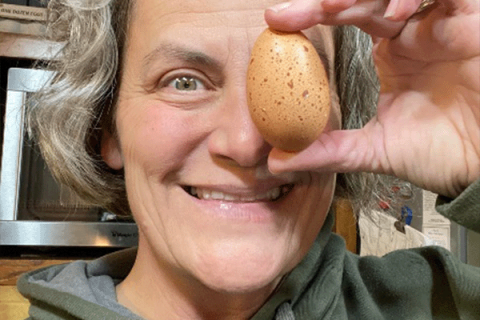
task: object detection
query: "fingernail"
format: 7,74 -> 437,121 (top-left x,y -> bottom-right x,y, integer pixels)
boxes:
267,2 -> 292,13
384,0 -> 398,18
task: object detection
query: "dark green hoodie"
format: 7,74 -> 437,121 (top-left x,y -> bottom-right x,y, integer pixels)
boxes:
18,179 -> 480,319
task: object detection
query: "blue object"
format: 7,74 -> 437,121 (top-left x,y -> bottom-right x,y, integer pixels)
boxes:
401,206 -> 413,226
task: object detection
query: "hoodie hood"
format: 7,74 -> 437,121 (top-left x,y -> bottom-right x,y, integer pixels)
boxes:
17,248 -> 141,320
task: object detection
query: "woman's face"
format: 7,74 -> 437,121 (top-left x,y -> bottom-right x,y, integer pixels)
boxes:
103,0 -> 340,293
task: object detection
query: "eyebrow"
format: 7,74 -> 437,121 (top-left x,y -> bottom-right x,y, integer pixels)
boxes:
142,43 -> 224,80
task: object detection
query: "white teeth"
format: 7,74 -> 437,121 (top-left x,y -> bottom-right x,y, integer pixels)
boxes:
224,194 -> 236,201
210,191 -> 224,200
241,195 -> 256,202
188,186 -> 287,202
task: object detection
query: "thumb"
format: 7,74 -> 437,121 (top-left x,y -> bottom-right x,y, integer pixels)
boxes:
268,126 -> 390,175
264,0 -> 323,32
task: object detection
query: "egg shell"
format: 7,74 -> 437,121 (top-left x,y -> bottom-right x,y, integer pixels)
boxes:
247,28 -> 331,152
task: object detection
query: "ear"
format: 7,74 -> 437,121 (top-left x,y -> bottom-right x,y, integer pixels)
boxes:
101,130 -> 124,170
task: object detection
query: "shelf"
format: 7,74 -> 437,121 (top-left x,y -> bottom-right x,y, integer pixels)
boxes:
0,9 -> 62,60
0,30 -> 62,60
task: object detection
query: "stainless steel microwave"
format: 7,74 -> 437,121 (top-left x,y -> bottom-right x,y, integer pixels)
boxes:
0,67 -> 138,248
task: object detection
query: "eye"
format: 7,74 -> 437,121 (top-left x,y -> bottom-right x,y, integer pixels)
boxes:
168,76 -> 205,91
154,70 -> 217,105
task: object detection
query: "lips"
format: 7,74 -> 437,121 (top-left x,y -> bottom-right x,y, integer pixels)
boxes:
183,184 -> 294,202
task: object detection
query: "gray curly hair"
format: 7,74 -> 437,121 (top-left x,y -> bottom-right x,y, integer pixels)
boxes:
27,0 -> 388,217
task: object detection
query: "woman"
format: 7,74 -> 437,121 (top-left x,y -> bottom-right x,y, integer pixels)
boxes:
18,0 -> 479,319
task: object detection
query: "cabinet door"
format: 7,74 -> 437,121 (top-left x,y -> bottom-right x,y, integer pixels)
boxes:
0,286 -> 29,320
333,199 -> 358,254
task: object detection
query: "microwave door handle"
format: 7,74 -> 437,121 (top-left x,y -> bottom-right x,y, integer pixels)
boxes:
0,89 -> 26,221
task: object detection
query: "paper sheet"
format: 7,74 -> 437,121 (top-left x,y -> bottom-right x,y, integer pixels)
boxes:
422,190 -> 451,250
359,210 -> 434,256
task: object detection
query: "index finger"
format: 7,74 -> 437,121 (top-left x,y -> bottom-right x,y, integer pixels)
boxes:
265,0 -> 327,31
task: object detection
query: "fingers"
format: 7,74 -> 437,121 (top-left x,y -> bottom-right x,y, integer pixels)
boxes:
265,0 -> 477,33
265,0 -> 407,38
439,0 -> 479,12
318,0 -> 357,13
264,0 -> 442,34
384,0 -> 425,21
265,0 -> 363,31
267,125 -> 391,176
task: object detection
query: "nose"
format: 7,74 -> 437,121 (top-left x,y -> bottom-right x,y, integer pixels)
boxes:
208,86 -> 271,168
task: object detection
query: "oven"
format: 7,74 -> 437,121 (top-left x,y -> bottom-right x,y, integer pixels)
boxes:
0,67 -> 138,248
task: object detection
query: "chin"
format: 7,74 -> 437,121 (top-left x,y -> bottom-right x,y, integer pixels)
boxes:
191,243 -> 294,294
197,268 -> 284,294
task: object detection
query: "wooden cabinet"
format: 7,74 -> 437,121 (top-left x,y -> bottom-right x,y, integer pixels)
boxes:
0,259 -> 75,320
333,198 -> 358,254
0,285 -> 29,320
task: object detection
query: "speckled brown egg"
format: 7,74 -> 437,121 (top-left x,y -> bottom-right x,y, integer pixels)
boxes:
247,28 -> 331,152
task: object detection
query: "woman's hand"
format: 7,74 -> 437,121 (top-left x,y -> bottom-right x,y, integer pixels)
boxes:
265,0 -> 480,198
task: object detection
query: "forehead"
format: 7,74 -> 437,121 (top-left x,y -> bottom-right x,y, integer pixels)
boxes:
128,0 -> 334,48
130,0 -> 280,27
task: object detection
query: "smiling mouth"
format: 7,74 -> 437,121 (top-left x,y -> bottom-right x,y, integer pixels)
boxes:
182,184 -> 294,202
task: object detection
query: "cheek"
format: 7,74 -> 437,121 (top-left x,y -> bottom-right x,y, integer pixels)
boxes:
116,101 -> 204,172
282,173 -> 335,272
